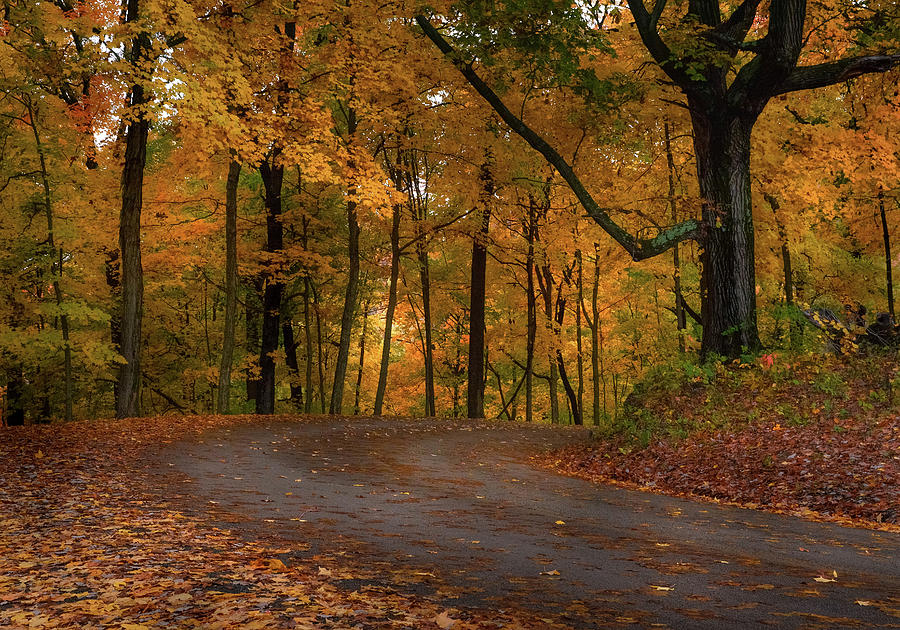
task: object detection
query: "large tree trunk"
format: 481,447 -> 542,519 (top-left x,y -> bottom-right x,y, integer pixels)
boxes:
255,159 -> 285,415
373,203 -> 401,416
692,110 -> 760,358
467,163 -> 492,419
419,6 -> 900,362
217,159 -> 241,414
115,0 -> 150,418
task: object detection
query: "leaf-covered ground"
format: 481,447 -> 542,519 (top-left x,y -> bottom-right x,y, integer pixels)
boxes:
542,354 -> 900,530
0,416 -> 554,629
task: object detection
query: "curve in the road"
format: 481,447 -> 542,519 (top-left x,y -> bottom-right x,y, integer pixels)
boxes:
157,417 -> 900,629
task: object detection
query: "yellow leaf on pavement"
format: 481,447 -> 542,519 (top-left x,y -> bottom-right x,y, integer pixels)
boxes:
434,611 -> 457,628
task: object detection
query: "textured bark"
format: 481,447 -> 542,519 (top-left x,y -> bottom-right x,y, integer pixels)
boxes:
217,159 -> 241,414
692,109 -> 760,357
255,159 -> 285,415
374,203 -> 401,416
115,0 -> 150,418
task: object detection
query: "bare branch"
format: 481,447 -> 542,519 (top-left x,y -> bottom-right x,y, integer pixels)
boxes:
775,54 -> 900,95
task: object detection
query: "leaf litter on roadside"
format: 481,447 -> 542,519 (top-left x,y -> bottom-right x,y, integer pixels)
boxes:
0,415 -> 573,629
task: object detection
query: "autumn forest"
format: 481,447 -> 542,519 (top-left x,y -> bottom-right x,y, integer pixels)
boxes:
2,0 -> 899,426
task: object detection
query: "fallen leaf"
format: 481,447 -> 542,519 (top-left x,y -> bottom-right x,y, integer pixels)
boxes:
434,611 -> 457,629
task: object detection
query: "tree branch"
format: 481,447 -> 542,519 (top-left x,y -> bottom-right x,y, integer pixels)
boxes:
774,54 -> 900,95
711,0 -> 763,47
628,0 -> 692,86
416,15 -> 701,260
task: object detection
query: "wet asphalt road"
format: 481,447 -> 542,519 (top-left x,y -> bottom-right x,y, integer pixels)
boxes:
157,417 -> 900,629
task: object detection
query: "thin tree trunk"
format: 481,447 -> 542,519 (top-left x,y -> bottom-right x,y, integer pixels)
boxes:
538,265 -> 560,424
416,240 -> 436,416
764,192 -> 800,346
303,277 -> 314,413
313,282 -> 327,413
115,0 -> 151,418
525,201 -> 536,423
330,109 -> 360,415
256,158 -> 285,415
283,318 -> 303,410
554,274 -> 581,425
488,361 -> 512,421
665,122 -> 687,353
353,297 -> 370,415
575,249 -> 584,421
880,190 -> 894,321
467,160 -> 493,419
373,204 -> 401,416
591,244 -> 604,422
403,149 -> 436,416
26,97 -> 73,422
245,279 -> 261,401
217,159 -> 241,414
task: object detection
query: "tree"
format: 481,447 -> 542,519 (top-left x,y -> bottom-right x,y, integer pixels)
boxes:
415,1 -> 900,358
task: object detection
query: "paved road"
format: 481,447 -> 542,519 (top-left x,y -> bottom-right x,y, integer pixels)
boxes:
157,417 -> 900,629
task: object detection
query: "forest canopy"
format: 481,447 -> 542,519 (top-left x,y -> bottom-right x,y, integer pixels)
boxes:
0,0 -> 898,425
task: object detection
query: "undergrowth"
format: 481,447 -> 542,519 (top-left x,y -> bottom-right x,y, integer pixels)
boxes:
597,349 -> 900,449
